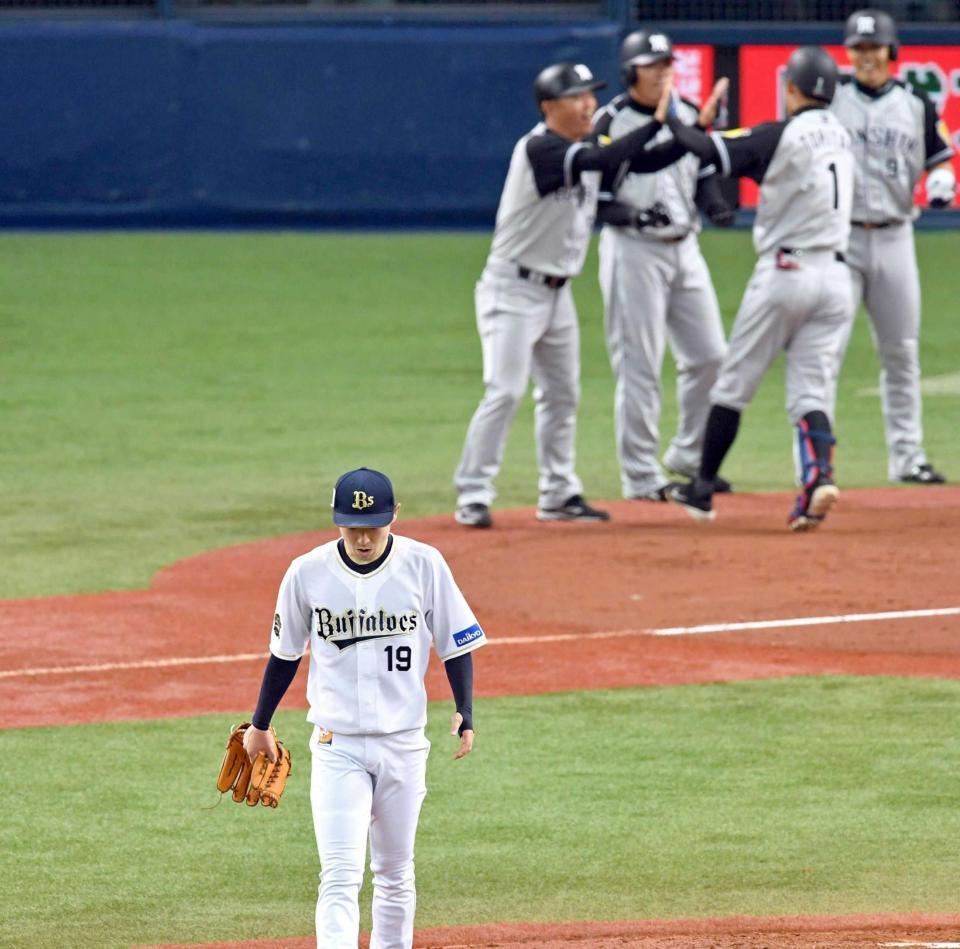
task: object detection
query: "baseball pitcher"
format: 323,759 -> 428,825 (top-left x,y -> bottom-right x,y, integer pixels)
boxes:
242,467 -> 486,948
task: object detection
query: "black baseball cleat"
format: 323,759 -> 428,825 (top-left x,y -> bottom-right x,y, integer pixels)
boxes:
669,481 -> 715,522
787,477 -> 839,532
454,503 -> 493,528
664,462 -> 734,494
628,484 -> 675,502
712,475 -> 734,494
536,494 -> 611,522
899,463 -> 947,485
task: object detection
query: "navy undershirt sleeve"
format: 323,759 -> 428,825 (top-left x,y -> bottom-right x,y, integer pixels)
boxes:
252,653 -> 301,730
444,652 -> 474,734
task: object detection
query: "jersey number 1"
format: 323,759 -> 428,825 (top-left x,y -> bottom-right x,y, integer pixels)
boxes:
385,644 -> 411,671
828,162 -> 839,210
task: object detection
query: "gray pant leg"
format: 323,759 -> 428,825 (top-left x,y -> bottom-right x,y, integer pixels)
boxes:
826,249 -> 865,423
861,224 -> 926,479
599,228 -> 671,497
710,257 -> 798,413
785,258 -> 855,423
531,285 -> 584,509
453,274 -> 546,507
662,239 -> 727,476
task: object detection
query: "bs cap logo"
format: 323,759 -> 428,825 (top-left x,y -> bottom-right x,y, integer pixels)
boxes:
332,467 -> 396,528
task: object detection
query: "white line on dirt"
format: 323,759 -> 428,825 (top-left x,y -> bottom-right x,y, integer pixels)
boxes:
650,607 -> 960,638
879,943 -> 960,947
1,606 -> 957,680
0,652 -> 267,679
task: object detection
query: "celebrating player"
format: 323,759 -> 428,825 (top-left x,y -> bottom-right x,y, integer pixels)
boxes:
242,467 -> 486,948
830,8 -> 955,485
667,46 -> 856,531
453,61 -> 689,529
593,29 -> 734,503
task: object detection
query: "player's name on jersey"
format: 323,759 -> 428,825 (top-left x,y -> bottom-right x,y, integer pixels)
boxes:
852,126 -> 918,153
797,126 -> 854,153
314,606 -> 419,642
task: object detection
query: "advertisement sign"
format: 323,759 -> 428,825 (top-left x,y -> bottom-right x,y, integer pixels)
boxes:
673,44 -> 716,109
738,44 -> 960,207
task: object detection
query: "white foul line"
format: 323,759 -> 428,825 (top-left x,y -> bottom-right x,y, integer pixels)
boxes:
1,606 -> 958,680
879,943 -> 960,948
650,607 -> 960,638
0,652 -> 267,679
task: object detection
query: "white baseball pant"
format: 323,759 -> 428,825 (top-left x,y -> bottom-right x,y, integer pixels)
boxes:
310,726 -> 430,949
454,259 -> 584,510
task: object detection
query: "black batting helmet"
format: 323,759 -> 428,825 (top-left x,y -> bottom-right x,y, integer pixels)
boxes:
533,62 -> 606,108
844,8 -> 899,60
784,45 -> 839,104
619,29 -> 674,86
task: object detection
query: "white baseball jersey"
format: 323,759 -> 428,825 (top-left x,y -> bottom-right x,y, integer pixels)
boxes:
831,76 -> 954,223
710,107 -> 854,255
270,534 -> 486,735
487,122 -> 601,277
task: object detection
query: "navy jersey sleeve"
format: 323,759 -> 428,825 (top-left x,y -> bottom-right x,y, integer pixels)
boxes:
710,121 -> 788,182
629,139 -> 686,173
527,121 -> 670,197
591,104 -> 622,200
694,165 -> 735,225
526,133 -> 579,197
910,86 -> 955,167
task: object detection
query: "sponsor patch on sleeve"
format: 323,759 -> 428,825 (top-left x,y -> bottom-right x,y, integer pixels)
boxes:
452,623 -> 484,649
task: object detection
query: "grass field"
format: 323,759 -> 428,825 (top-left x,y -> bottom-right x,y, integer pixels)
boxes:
4,679 -> 960,949
3,230 -> 959,948
1,230 -> 958,599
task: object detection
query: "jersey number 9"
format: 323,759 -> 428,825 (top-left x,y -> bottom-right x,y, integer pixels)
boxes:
385,644 -> 412,671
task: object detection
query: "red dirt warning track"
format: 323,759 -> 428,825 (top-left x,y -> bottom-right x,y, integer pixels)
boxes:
4,486 -> 960,947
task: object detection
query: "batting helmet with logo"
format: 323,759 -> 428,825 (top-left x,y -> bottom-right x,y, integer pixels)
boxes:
619,30 -> 674,86
784,45 -> 839,104
843,8 -> 899,60
533,62 -> 606,107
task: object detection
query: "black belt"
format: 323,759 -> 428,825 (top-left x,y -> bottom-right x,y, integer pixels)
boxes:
779,247 -> 845,263
657,233 -> 687,244
852,220 -> 897,229
517,266 -> 568,289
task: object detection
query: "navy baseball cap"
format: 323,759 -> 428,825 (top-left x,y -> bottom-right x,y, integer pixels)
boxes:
331,468 -> 396,528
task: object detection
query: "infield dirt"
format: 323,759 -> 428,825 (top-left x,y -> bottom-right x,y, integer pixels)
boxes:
7,486 -> 960,947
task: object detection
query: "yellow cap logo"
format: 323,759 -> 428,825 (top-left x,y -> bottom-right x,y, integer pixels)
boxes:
352,491 -> 375,511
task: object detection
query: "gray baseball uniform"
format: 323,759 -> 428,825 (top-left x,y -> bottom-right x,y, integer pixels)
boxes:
830,76 -> 954,481
453,115 -> 686,517
593,94 -> 727,498
707,107 -> 855,420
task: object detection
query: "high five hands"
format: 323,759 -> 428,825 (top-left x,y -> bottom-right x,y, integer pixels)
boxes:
699,77 -> 730,128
